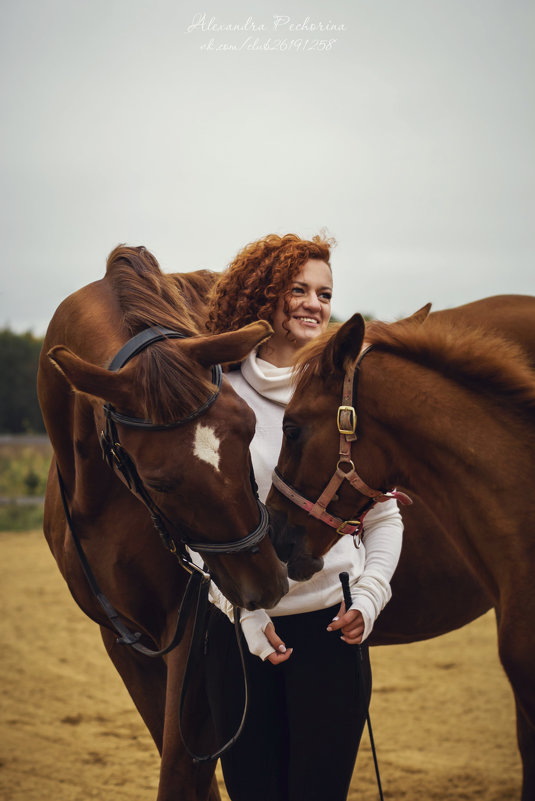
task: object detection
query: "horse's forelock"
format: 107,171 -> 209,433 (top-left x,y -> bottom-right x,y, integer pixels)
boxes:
137,342 -> 215,425
292,326 -> 340,394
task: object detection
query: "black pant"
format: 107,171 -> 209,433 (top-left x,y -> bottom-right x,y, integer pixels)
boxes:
205,605 -> 372,801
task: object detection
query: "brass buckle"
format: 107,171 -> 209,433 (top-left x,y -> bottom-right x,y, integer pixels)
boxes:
337,405 -> 356,435
336,518 -> 361,536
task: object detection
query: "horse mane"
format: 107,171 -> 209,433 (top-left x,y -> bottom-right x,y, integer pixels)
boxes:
105,245 -> 214,423
292,323 -> 342,389
294,316 -> 535,416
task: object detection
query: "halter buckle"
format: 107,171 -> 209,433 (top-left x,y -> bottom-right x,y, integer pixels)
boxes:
336,518 -> 361,536
337,405 -> 356,435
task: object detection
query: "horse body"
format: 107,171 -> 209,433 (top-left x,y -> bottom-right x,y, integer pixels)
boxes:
374,294 -> 535,644
38,247 -> 288,801
267,294 -> 535,799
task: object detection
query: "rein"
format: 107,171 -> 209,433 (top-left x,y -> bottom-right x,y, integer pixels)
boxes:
272,345 -> 412,546
57,325 -> 267,762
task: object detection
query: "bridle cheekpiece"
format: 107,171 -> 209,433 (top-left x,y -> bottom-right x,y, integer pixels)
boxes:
100,326 -> 271,569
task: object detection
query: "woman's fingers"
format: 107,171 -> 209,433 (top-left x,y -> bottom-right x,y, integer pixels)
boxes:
327,609 -> 365,644
264,621 -> 293,664
266,648 -> 293,665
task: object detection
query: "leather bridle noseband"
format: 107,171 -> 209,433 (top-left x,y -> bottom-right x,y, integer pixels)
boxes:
99,325 -> 270,567
272,345 -> 412,547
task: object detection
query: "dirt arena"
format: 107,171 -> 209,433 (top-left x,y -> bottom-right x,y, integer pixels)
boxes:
0,529 -> 522,801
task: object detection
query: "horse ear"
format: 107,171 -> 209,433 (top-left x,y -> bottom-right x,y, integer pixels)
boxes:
323,314 -> 366,374
47,346 -> 134,406
400,303 -> 432,325
181,320 -> 274,367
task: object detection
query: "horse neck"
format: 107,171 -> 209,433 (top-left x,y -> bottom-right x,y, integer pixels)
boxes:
39,279 -> 126,504
358,354 -> 535,540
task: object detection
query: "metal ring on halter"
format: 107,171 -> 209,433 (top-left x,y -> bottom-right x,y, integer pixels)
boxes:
337,458 -> 355,473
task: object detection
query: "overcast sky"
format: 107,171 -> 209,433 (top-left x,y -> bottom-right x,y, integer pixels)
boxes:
1,0 -> 533,335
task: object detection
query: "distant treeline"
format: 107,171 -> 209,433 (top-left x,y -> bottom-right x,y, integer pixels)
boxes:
0,329 -> 46,434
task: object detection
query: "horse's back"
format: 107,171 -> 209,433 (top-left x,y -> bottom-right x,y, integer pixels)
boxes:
431,294 -> 535,364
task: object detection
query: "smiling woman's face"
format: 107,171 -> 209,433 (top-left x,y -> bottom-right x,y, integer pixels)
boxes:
269,259 -> 333,352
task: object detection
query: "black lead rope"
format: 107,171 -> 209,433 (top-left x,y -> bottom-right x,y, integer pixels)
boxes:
56,463 -> 250,761
179,603 -> 251,764
339,571 -> 385,801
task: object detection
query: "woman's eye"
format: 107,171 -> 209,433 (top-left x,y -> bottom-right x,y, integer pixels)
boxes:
320,293 -> 332,302
291,286 -> 305,295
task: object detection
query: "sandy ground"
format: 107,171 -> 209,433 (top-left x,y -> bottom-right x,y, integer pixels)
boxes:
0,529 -> 522,801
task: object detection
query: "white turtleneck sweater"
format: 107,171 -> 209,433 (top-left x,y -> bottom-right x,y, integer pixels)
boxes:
203,350 -> 403,661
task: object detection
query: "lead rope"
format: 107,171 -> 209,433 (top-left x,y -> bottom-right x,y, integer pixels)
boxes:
57,462 -> 252,761
340,572 -> 384,801
179,604 -> 251,763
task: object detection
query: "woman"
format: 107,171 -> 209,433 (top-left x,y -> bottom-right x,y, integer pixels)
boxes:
203,233 -> 403,801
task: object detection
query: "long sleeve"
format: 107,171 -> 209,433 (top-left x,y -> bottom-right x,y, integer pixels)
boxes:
348,498 -> 403,640
207,579 -> 274,660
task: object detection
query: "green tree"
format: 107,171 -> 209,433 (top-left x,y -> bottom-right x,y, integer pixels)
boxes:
0,329 -> 45,433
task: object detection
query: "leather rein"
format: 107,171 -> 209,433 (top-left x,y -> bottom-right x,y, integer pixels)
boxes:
272,345 -> 412,546
57,326 -> 269,761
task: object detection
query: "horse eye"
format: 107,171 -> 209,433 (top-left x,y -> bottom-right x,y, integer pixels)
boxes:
147,483 -> 174,494
283,424 -> 301,442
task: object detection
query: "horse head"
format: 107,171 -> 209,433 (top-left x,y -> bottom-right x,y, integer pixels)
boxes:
267,307 -> 430,580
47,321 -> 289,610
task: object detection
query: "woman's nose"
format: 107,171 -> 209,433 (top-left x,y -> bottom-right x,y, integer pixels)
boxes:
303,292 -> 321,310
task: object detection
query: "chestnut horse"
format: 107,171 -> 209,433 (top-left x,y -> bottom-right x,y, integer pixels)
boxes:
267,296 -> 535,800
374,294 -> 535,645
37,246 -> 288,801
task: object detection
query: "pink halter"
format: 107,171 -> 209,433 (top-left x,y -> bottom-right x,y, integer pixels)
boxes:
271,346 -> 412,547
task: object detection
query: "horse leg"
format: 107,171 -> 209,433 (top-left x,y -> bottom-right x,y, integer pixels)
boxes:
157,631 -> 219,801
515,700 -> 535,801
100,626 -> 167,753
496,603 -> 535,801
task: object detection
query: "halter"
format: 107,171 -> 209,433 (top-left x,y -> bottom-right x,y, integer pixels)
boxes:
272,345 -> 412,547
99,326 -> 271,566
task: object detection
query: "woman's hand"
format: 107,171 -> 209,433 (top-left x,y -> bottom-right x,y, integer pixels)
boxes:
264,622 -> 293,665
326,602 -> 365,644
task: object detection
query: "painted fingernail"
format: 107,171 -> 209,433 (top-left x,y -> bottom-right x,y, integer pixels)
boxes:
326,626 -> 332,631
278,645 -> 286,653
332,616 -> 339,621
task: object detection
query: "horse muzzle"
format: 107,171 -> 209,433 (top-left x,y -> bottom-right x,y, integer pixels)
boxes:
267,507 -> 324,582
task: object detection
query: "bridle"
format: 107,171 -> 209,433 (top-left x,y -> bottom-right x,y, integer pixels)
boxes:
272,345 -> 412,547
99,325 -> 270,569
56,324 -> 272,762
57,324 -> 271,656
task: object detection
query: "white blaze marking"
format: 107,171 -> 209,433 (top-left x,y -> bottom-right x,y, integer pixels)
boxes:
193,423 -> 221,470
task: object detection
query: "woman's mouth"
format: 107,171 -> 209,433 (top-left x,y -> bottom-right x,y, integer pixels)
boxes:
293,316 -> 319,326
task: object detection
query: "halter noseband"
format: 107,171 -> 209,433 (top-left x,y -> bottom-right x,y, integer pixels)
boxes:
272,345 -> 412,547
100,326 -> 270,564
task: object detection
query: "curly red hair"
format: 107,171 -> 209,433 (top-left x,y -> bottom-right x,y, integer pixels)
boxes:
206,233 -> 335,334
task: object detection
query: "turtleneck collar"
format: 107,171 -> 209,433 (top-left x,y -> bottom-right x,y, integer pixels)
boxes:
240,350 -> 294,406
